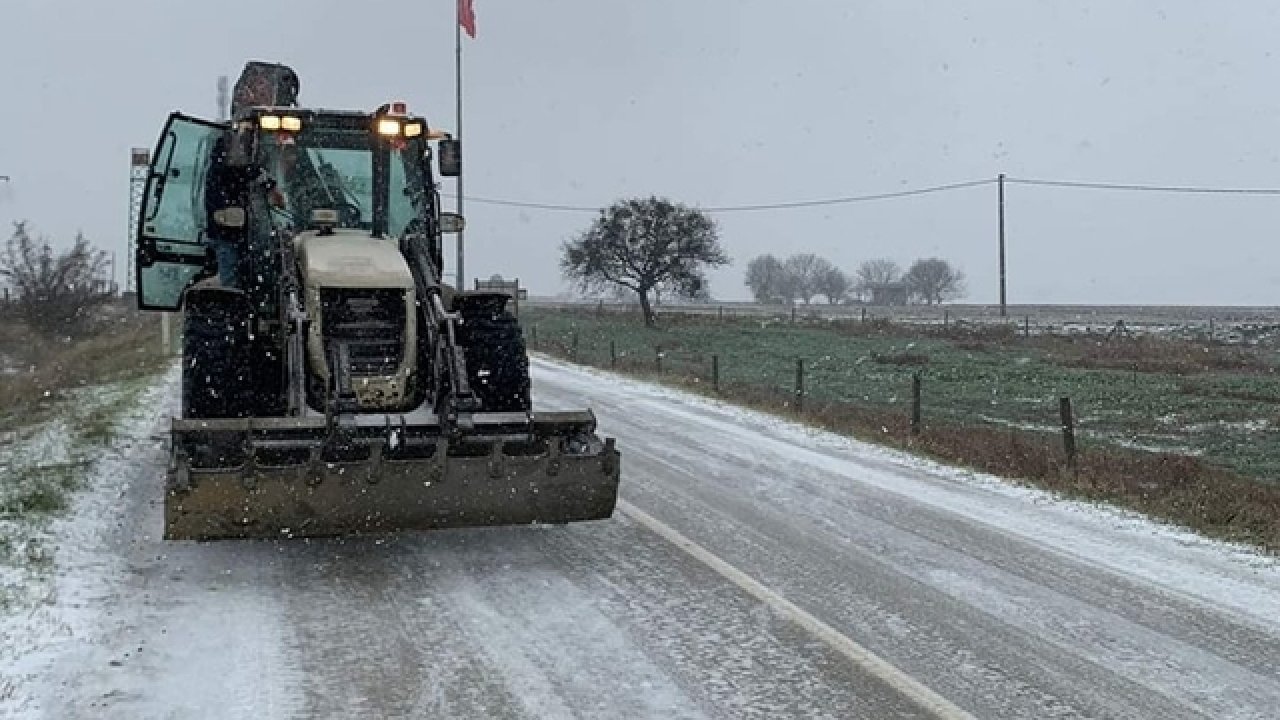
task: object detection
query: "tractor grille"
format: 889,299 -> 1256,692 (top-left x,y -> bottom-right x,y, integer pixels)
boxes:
346,341 -> 403,376
320,288 -> 406,377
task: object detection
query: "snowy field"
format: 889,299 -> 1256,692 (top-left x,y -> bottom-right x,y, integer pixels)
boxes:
530,301 -> 1280,345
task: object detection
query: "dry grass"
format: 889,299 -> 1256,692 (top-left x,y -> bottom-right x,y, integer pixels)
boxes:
0,306 -> 169,431
769,384 -> 1278,551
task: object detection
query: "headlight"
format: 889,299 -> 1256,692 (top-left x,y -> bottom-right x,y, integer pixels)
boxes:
403,121 -> 424,138
377,118 -> 402,136
281,116 -> 303,132
259,115 -> 282,130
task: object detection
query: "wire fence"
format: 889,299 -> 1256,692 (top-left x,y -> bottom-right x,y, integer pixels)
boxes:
522,305 -> 1280,485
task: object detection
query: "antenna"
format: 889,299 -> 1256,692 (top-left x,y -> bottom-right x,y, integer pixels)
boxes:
216,75 -> 230,121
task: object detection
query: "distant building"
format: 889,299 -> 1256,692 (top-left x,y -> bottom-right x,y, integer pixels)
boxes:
867,281 -> 909,306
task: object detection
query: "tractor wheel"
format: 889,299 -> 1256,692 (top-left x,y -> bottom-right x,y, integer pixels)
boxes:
458,310 -> 531,413
181,295 -> 254,419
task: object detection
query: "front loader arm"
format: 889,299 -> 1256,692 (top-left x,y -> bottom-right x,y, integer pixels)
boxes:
400,232 -> 480,421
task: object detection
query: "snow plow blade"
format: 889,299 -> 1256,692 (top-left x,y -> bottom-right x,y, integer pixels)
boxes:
164,411 -> 619,540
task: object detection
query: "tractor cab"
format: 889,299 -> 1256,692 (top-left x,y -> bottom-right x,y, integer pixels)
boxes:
133,103 -> 461,314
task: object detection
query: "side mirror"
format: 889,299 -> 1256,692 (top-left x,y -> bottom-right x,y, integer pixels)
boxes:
310,208 -> 340,230
212,207 -> 246,228
438,138 -> 461,177
439,212 -> 465,234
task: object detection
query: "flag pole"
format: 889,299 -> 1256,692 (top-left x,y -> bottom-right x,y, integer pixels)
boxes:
454,1 -> 465,289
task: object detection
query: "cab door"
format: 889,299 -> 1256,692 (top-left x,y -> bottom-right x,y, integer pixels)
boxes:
135,113 -> 225,310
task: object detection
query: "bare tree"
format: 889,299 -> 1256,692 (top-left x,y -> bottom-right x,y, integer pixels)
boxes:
814,266 -> 852,304
853,258 -> 901,301
744,254 -> 788,304
561,197 -> 730,326
903,257 -> 966,305
0,222 -> 111,335
782,253 -> 833,305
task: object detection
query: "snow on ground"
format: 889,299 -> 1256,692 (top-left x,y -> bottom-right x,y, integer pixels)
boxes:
534,355 -> 1280,631
3,354 -> 1277,717
0,381 -> 130,615
0,367 -> 176,714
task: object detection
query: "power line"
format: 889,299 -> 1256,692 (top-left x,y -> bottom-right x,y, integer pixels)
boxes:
440,174 -> 1280,217
1006,176 -> 1280,195
701,178 -> 995,212
439,193 -> 598,213
441,177 -> 996,215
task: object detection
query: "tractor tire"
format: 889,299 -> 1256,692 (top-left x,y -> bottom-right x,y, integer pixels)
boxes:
458,310 -> 531,413
181,299 -> 254,419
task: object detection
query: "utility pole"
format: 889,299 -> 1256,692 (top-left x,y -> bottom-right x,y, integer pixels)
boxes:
216,75 -> 230,122
454,4 -> 466,289
998,172 -> 1007,317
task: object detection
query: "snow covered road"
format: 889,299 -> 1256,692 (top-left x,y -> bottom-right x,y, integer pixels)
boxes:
5,358 -> 1280,718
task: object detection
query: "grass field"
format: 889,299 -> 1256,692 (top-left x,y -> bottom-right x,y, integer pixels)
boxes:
523,305 -> 1280,550
0,306 -> 171,607
0,306 -> 170,434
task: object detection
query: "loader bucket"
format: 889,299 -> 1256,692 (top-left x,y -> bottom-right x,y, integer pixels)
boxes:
164,411 -> 619,540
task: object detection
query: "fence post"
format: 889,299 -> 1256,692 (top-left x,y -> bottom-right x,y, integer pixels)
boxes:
943,310 -> 949,329
712,354 -> 720,393
795,358 -> 804,412
610,339 -> 617,369
791,306 -> 797,324
571,331 -> 578,359
718,306 -> 724,323
1024,315 -> 1030,338
911,373 -> 922,435
861,307 -> 867,324
1209,317 -> 1215,341
531,324 -> 538,349
1059,397 -> 1077,469
656,345 -> 663,373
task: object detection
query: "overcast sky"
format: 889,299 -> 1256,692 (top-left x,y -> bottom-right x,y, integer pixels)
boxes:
3,0 -> 1280,305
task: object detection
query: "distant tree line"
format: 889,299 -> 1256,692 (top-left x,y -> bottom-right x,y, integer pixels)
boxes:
557,194 -> 967,324
744,254 -> 966,305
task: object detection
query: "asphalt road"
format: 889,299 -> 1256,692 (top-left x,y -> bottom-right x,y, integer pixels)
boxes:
8,359 -> 1280,718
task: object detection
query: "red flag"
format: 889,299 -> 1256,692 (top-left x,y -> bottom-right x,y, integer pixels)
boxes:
458,0 -> 476,38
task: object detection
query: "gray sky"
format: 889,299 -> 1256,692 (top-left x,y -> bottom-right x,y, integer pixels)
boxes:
2,0 -> 1279,305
